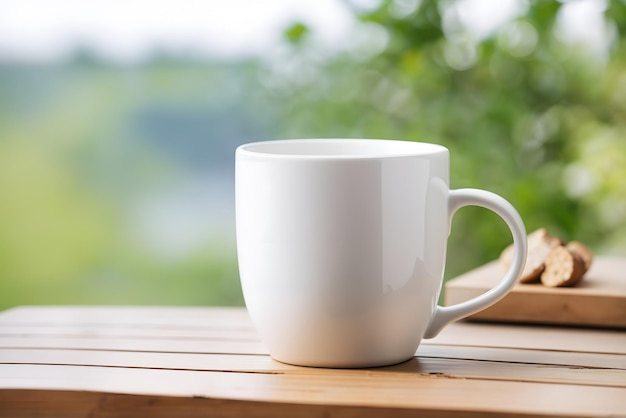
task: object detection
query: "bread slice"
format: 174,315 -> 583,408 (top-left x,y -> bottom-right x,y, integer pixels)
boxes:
500,228 -> 562,283
566,241 -> 593,273
540,246 -> 586,287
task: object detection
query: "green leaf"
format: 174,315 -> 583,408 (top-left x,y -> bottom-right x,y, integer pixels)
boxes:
284,22 -> 309,45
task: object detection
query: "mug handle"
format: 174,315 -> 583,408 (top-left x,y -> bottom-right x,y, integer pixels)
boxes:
423,188 -> 528,339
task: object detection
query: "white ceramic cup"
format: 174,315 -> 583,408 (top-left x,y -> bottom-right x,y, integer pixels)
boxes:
236,139 -> 527,368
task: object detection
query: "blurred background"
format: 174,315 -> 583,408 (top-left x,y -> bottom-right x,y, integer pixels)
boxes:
1,0 -> 625,309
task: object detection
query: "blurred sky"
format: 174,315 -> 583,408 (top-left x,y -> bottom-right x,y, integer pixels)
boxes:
0,0 -> 354,62
0,0 -> 609,64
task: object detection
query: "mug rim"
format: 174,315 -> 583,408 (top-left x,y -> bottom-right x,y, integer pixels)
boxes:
236,138 -> 448,160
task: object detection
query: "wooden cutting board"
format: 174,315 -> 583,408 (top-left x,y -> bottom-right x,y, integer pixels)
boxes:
444,256 -> 626,329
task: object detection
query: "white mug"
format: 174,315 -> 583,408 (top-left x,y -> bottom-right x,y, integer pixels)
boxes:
236,139 -> 527,368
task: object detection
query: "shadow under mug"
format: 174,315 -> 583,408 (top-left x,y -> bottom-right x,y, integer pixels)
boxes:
236,139 -> 527,368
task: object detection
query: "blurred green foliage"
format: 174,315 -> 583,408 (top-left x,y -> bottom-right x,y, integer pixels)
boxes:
1,0 -> 625,309
268,0 -> 626,278
0,60 -> 266,308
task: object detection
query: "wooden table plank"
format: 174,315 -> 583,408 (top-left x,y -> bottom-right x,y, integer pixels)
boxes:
0,324 -> 258,341
0,389 -> 477,418
1,364 -> 625,418
0,336 -> 269,355
0,306 -> 253,326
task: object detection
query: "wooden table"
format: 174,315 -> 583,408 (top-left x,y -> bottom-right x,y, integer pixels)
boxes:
0,306 -> 624,417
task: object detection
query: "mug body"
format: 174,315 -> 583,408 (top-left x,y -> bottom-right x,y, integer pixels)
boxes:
236,139 -> 450,367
